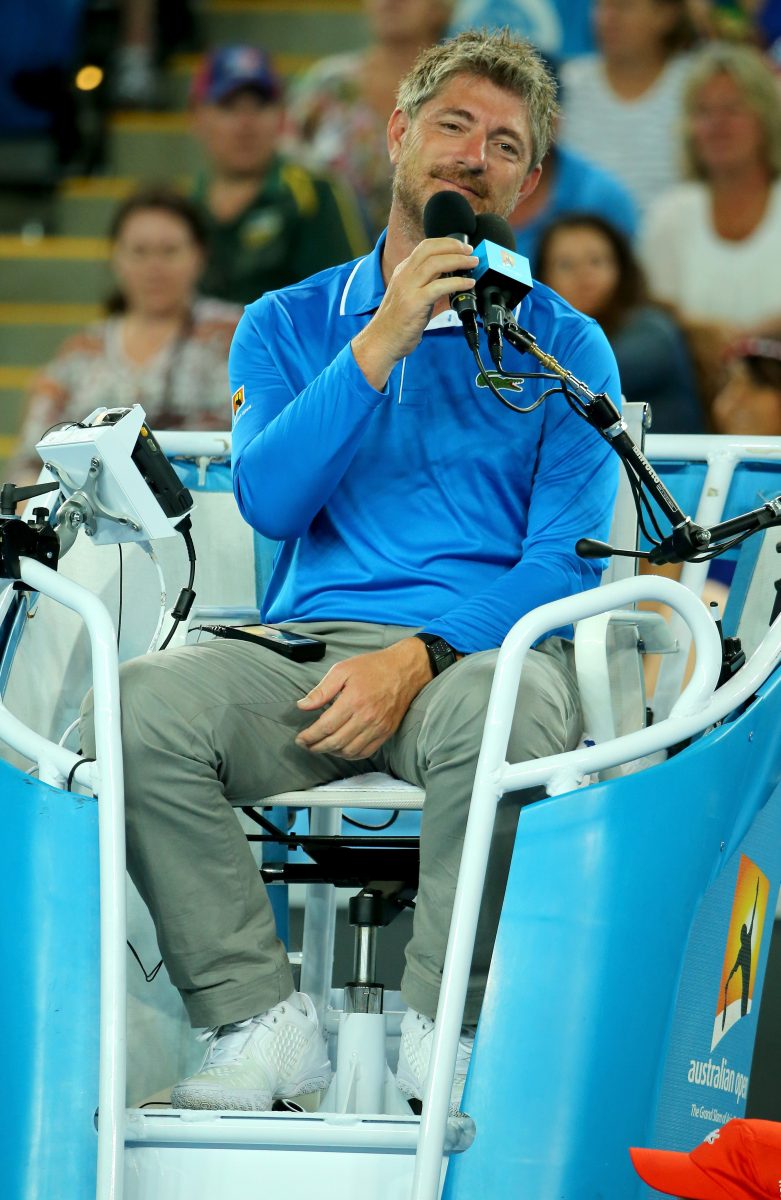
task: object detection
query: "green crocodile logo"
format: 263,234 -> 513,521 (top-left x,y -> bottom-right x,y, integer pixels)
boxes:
475,370 -> 524,394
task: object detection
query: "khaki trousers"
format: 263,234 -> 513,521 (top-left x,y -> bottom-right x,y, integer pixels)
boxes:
80,622 -> 582,1028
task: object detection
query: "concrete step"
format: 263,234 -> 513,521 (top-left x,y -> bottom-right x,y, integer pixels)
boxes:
105,113 -> 202,178
0,304 -> 102,365
199,0 -> 367,55
0,237 -> 110,303
53,178 -> 196,237
0,366 -> 33,449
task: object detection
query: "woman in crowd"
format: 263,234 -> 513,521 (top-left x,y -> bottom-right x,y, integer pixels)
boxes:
640,40 -> 781,372
13,187 -> 240,475
561,0 -> 698,213
536,213 -> 703,432
285,0 -> 453,237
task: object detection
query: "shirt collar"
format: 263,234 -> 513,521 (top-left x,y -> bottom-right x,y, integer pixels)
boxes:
339,230 -> 388,316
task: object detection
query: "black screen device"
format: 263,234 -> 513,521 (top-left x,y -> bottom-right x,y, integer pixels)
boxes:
196,624 -> 326,662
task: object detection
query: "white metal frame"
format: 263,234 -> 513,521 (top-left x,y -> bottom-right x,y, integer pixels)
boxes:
0,558 -> 126,1200
4,429 -> 781,1200
644,433 -> 781,719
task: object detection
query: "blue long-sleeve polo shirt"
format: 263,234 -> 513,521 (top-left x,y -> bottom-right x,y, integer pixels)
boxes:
229,234 -> 620,653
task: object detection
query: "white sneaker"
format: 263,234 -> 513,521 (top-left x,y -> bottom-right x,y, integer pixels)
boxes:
171,992 -> 332,1111
396,1009 -> 474,1115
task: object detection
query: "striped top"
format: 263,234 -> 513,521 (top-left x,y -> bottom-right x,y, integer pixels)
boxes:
560,54 -> 692,215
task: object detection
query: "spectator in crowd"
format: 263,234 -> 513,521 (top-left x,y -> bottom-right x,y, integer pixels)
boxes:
561,0 -> 698,213
640,40 -> 781,383
509,140 -> 637,262
536,214 -> 703,432
447,0 -> 595,61
286,0 -> 453,238
112,0 -> 199,108
631,1117 -> 781,1200
11,187 -> 239,477
711,336 -> 781,435
191,45 -> 370,306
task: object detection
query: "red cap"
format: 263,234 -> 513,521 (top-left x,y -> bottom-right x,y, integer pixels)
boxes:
630,1120 -> 781,1200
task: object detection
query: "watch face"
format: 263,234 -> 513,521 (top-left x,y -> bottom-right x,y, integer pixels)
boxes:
419,635 -> 456,674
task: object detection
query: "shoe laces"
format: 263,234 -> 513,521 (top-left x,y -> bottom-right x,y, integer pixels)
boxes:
413,1011 -> 434,1039
198,1000 -> 293,1067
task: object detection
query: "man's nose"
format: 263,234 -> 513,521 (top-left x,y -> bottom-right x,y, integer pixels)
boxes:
456,130 -> 488,170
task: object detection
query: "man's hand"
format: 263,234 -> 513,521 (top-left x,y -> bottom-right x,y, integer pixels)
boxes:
351,238 -> 478,391
295,637 -> 433,759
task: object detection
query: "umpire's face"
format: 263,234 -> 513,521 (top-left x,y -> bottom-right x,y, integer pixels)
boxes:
387,72 -> 542,240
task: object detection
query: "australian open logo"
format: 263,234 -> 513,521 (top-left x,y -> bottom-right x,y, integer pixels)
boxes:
476,370 -> 524,394
712,854 -> 769,1050
501,249 -> 515,268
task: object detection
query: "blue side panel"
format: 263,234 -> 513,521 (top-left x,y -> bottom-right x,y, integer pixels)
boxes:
446,669 -> 781,1199
0,761 -> 100,1200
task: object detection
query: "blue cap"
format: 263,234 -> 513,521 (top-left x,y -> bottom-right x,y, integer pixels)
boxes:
191,45 -> 282,105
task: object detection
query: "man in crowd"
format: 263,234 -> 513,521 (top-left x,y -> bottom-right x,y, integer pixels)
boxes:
190,45 -> 370,305
82,28 -> 620,1113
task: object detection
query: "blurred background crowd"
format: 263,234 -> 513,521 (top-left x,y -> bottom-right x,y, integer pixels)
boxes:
1,0 -> 781,477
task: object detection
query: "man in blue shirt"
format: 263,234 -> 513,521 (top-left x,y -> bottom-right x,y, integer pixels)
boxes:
82,28 -> 620,1115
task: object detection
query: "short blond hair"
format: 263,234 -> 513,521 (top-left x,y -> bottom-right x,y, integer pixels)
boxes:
682,42 -> 781,179
396,28 -> 558,170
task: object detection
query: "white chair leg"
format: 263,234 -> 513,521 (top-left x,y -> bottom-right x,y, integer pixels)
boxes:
333,1011 -> 387,1113
299,805 -> 340,1027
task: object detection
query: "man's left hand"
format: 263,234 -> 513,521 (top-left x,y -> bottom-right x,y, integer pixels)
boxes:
295,637 -> 433,759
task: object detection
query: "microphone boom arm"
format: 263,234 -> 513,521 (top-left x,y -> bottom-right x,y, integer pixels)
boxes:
503,319 -> 781,566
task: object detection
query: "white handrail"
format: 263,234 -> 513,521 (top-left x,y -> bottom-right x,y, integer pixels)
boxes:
644,434 -> 781,720
410,573 -> 777,1200
15,558 -> 126,1200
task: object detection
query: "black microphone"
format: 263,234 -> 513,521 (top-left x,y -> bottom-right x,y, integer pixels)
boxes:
472,212 -> 532,368
422,191 -> 479,347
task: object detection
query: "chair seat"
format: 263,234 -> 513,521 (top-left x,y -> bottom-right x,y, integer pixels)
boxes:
262,771 -> 425,810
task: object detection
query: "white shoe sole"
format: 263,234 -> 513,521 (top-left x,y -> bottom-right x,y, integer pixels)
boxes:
171,1073 -> 331,1112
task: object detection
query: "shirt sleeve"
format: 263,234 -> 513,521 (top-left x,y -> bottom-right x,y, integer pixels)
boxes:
230,296 -> 385,539
421,321 -> 622,652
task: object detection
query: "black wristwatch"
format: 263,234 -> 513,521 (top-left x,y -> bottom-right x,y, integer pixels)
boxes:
414,632 -> 458,677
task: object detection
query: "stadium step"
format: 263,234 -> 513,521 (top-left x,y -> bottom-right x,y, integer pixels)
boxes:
0,303 -> 102,364
0,237 -> 110,304
199,0 -> 367,55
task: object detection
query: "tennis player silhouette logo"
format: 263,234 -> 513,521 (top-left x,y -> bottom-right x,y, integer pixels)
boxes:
712,859 -> 769,1051
723,878 -> 759,1029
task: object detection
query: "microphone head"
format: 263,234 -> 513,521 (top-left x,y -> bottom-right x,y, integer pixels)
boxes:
474,212 -> 516,251
422,190 -> 477,240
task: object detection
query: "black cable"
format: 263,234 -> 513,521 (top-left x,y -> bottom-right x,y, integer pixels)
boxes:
343,810 -> 400,831
116,544 -> 123,649
66,755 -> 95,791
127,941 -> 163,982
159,520 -> 196,651
681,529 -> 756,564
471,342 -> 548,415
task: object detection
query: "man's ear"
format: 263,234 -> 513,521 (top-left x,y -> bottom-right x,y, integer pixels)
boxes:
387,108 -> 410,166
516,161 -> 543,206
